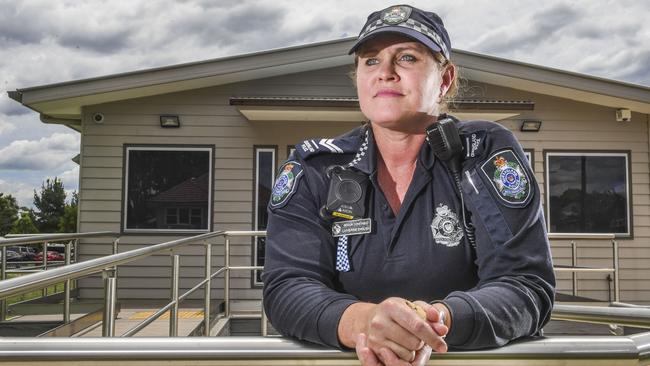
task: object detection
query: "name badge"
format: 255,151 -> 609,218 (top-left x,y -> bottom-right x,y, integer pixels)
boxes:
332,218 -> 372,237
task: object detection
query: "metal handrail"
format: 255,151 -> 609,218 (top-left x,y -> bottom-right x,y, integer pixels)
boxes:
120,230 -> 265,337
0,334 -> 648,365
0,230 -> 267,337
0,231 -> 224,300
0,231 -> 120,322
548,233 -> 619,302
547,233 -> 616,240
0,231 -> 118,247
552,304 -> 650,329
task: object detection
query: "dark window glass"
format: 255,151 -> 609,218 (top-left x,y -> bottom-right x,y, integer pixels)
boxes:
548,154 -> 628,234
165,208 -> 177,224
255,149 -> 275,284
179,208 -> 189,224
126,148 -> 210,231
190,209 -> 202,226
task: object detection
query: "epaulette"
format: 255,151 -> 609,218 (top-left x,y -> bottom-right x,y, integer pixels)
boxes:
294,125 -> 367,160
457,120 -> 504,159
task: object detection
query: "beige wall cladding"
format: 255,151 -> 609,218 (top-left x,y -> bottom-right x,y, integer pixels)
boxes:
77,66 -> 650,304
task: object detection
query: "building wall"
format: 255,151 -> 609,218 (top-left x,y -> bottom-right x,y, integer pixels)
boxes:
77,65 -> 650,304
77,65 -> 358,300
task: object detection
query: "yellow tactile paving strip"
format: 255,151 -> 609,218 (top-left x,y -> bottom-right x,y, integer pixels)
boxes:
129,310 -> 204,320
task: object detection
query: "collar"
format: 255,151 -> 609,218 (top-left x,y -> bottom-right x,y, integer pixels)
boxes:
346,125 -> 435,175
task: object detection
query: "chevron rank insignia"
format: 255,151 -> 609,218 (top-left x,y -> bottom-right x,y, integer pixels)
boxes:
300,138 -> 343,154
294,132 -> 363,160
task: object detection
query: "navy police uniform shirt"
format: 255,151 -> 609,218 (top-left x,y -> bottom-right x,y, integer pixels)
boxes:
262,119 -> 555,350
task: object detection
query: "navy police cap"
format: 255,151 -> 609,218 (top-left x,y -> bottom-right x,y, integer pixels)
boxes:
348,4 -> 451,60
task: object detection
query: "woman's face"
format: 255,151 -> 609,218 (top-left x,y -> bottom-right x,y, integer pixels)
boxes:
355,34 -> 453,133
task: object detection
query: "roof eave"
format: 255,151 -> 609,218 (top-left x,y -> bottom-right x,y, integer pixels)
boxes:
7,90 -> 22,103
9,38 -> 650,117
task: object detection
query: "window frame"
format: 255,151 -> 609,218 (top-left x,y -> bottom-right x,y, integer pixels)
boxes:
523,148 -> 534,171
252,145 -> 277,287
543,150 -> 633,238
121,144 -> 214,234
287,145 -> 296,159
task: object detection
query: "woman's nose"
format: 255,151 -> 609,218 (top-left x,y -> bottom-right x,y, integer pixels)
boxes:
377,61 -> 399,81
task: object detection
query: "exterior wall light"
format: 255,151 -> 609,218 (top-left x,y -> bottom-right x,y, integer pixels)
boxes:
160,115 -> 180,128
520,120 -> 542,132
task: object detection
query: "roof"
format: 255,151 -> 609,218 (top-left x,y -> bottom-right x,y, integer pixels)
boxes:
8,37 -> 650,122
150,173 -> 209,203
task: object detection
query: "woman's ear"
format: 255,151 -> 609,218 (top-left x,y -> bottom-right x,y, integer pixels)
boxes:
439,64 -> 456,98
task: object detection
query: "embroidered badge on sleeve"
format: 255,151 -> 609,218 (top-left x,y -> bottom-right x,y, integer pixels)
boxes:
480,149 -> 531,206
270,161 -> 303,209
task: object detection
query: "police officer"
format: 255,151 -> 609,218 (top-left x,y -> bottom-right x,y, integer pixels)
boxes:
262,5 -> 555,366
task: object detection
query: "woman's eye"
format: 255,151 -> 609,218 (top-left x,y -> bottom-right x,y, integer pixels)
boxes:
364,58 -> 379,66
398,54 -> 416,62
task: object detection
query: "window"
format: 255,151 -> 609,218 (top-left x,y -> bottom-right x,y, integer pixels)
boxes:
123,146 -> 212,232
254,147 -> 276,285
524,149 -> 534,171
545,152 -> 631,236
287,145 -> 296,158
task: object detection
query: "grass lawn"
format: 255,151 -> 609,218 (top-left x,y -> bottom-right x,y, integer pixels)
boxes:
5,273 -> 70,305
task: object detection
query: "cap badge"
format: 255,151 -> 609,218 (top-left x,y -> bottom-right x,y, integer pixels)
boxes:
380,5 -> 412,25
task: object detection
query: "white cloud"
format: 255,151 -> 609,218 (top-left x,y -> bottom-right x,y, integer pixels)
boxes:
58,165 -> 80,190
0,179 -> 35,208
0,118 -> 16,135
0,133 -> 79,170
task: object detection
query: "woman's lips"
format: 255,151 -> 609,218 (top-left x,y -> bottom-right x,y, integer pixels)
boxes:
374,89 -> 404,97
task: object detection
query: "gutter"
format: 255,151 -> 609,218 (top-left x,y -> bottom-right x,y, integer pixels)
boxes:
40,114 -> 82,132
7,90 -> 22,103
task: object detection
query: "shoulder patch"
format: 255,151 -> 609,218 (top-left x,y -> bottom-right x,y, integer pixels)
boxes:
270,161 -> 303,209
480,149 -> 531,206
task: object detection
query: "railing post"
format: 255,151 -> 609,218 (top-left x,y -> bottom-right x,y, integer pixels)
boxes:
112,237 -> 119,300
203,242 -> 212,336
42,241 -> 48,297
613,239 -> 620,303
224,236 -> 231,318
571,240 -> 578,297
1,246 -> 7,321
102,270 -> 117,337
63,240 -> 72,323
112,237 -> 120,255
170,254 -> 180,337
261,301 -> 268,337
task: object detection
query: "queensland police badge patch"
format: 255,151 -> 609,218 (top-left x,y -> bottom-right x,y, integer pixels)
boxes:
480,150 -> 531,206
431,204 -> 463,247
270,161 -> 303,208
380,5 -> 412,24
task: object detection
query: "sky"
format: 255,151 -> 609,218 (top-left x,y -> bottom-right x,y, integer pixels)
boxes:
1,0 -> 649,208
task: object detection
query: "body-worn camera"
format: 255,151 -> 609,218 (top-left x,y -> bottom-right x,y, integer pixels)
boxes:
321,166 -> 369,220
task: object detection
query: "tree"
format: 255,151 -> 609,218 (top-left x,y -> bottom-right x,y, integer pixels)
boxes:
10,212 -> 39,234
0,193 -> 19,236
33,178 -> 66,233
58,191 -> 78,233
